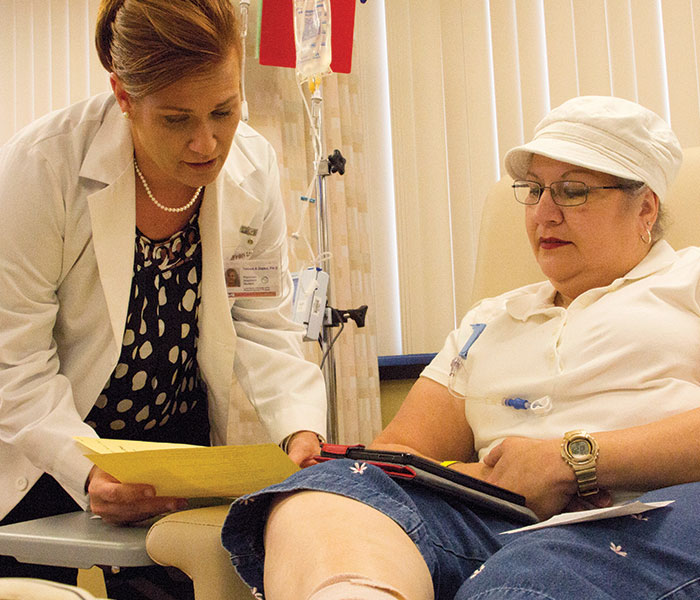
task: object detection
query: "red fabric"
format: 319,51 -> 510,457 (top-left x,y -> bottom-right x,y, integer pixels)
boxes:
259,0 -> 356,73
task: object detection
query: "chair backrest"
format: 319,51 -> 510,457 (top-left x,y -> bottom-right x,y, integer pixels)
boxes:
471,146 -> 700,304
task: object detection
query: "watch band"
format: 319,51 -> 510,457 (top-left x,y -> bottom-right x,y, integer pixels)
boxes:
572,463 -> 599,496
561,430 -> 600,497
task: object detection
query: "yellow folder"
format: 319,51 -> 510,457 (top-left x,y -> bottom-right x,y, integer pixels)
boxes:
74,437 -> 299,498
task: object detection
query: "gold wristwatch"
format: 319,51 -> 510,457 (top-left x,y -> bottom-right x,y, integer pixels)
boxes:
560,430 -> 600,496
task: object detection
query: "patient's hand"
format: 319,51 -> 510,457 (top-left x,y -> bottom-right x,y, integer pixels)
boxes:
564,489 -> 612,513
481,437 -> 578,519
87,466 -> 187,525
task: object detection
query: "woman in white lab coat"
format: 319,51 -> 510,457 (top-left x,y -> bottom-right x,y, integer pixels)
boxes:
0,0 -> 326,595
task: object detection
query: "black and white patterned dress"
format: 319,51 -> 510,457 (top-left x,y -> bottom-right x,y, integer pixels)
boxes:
85,211 -> 210,446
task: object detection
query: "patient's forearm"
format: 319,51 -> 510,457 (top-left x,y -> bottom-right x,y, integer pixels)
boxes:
595,406 -> 700,491
373,377 -> 475,462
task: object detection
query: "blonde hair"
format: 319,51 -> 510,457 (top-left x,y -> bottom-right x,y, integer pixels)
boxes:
95,0 -> 242,99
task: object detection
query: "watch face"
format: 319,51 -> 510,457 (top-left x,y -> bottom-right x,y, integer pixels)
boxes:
569,439 -> 592,459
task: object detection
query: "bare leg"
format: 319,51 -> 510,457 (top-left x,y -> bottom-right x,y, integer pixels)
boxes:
308,574 -> 409,599
263,491 -> 434,600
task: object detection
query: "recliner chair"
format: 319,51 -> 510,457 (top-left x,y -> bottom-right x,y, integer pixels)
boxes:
471,146 -> 700,303
144,146 -> 700,600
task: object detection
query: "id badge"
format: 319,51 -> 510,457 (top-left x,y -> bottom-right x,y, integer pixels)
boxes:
226,249 -> 282,298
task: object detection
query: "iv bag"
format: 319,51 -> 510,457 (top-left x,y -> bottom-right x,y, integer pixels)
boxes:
293,0 -> 332,83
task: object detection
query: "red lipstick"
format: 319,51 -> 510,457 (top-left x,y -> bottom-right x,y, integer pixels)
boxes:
539,237 -> 571,250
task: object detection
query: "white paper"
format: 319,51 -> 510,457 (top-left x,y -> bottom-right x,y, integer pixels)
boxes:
501,500 -> 674,534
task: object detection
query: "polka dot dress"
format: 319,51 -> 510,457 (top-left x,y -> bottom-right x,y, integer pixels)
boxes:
86,211 -> 210,445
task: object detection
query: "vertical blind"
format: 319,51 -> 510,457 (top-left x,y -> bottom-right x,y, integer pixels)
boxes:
0,0 -> 108,143
3,0 -> 700,357
381,0 -> 700,355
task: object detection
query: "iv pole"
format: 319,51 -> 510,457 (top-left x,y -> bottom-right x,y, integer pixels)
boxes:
240,0 -> 339,441
242,0 -> 362,444
310,85 -> 339,444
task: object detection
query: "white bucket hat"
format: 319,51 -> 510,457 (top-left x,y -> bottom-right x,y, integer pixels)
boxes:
504,96 -> 682,202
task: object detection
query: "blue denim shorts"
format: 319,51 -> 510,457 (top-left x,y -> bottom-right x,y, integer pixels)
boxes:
221,459 -> 700,600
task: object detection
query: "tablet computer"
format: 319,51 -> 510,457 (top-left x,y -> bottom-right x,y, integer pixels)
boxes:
318,444 -> 539,524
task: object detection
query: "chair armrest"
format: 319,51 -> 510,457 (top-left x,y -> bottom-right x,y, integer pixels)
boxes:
146,505 -> 251,600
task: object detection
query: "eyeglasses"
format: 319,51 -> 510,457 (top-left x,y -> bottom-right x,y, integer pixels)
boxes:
512,180 -> 632,207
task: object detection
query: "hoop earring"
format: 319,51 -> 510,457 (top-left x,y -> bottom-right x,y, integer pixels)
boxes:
640,226 -> 652,245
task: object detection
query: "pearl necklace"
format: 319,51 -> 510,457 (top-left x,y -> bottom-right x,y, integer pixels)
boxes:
133,158 -> 202,213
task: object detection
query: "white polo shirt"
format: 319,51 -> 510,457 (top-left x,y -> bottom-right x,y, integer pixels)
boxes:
422,240 -> 700,460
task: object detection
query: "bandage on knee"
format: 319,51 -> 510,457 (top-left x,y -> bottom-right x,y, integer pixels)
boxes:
308,573 -> 407,600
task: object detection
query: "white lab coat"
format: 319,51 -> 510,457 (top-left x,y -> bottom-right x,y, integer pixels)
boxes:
0,93 -> 327,519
